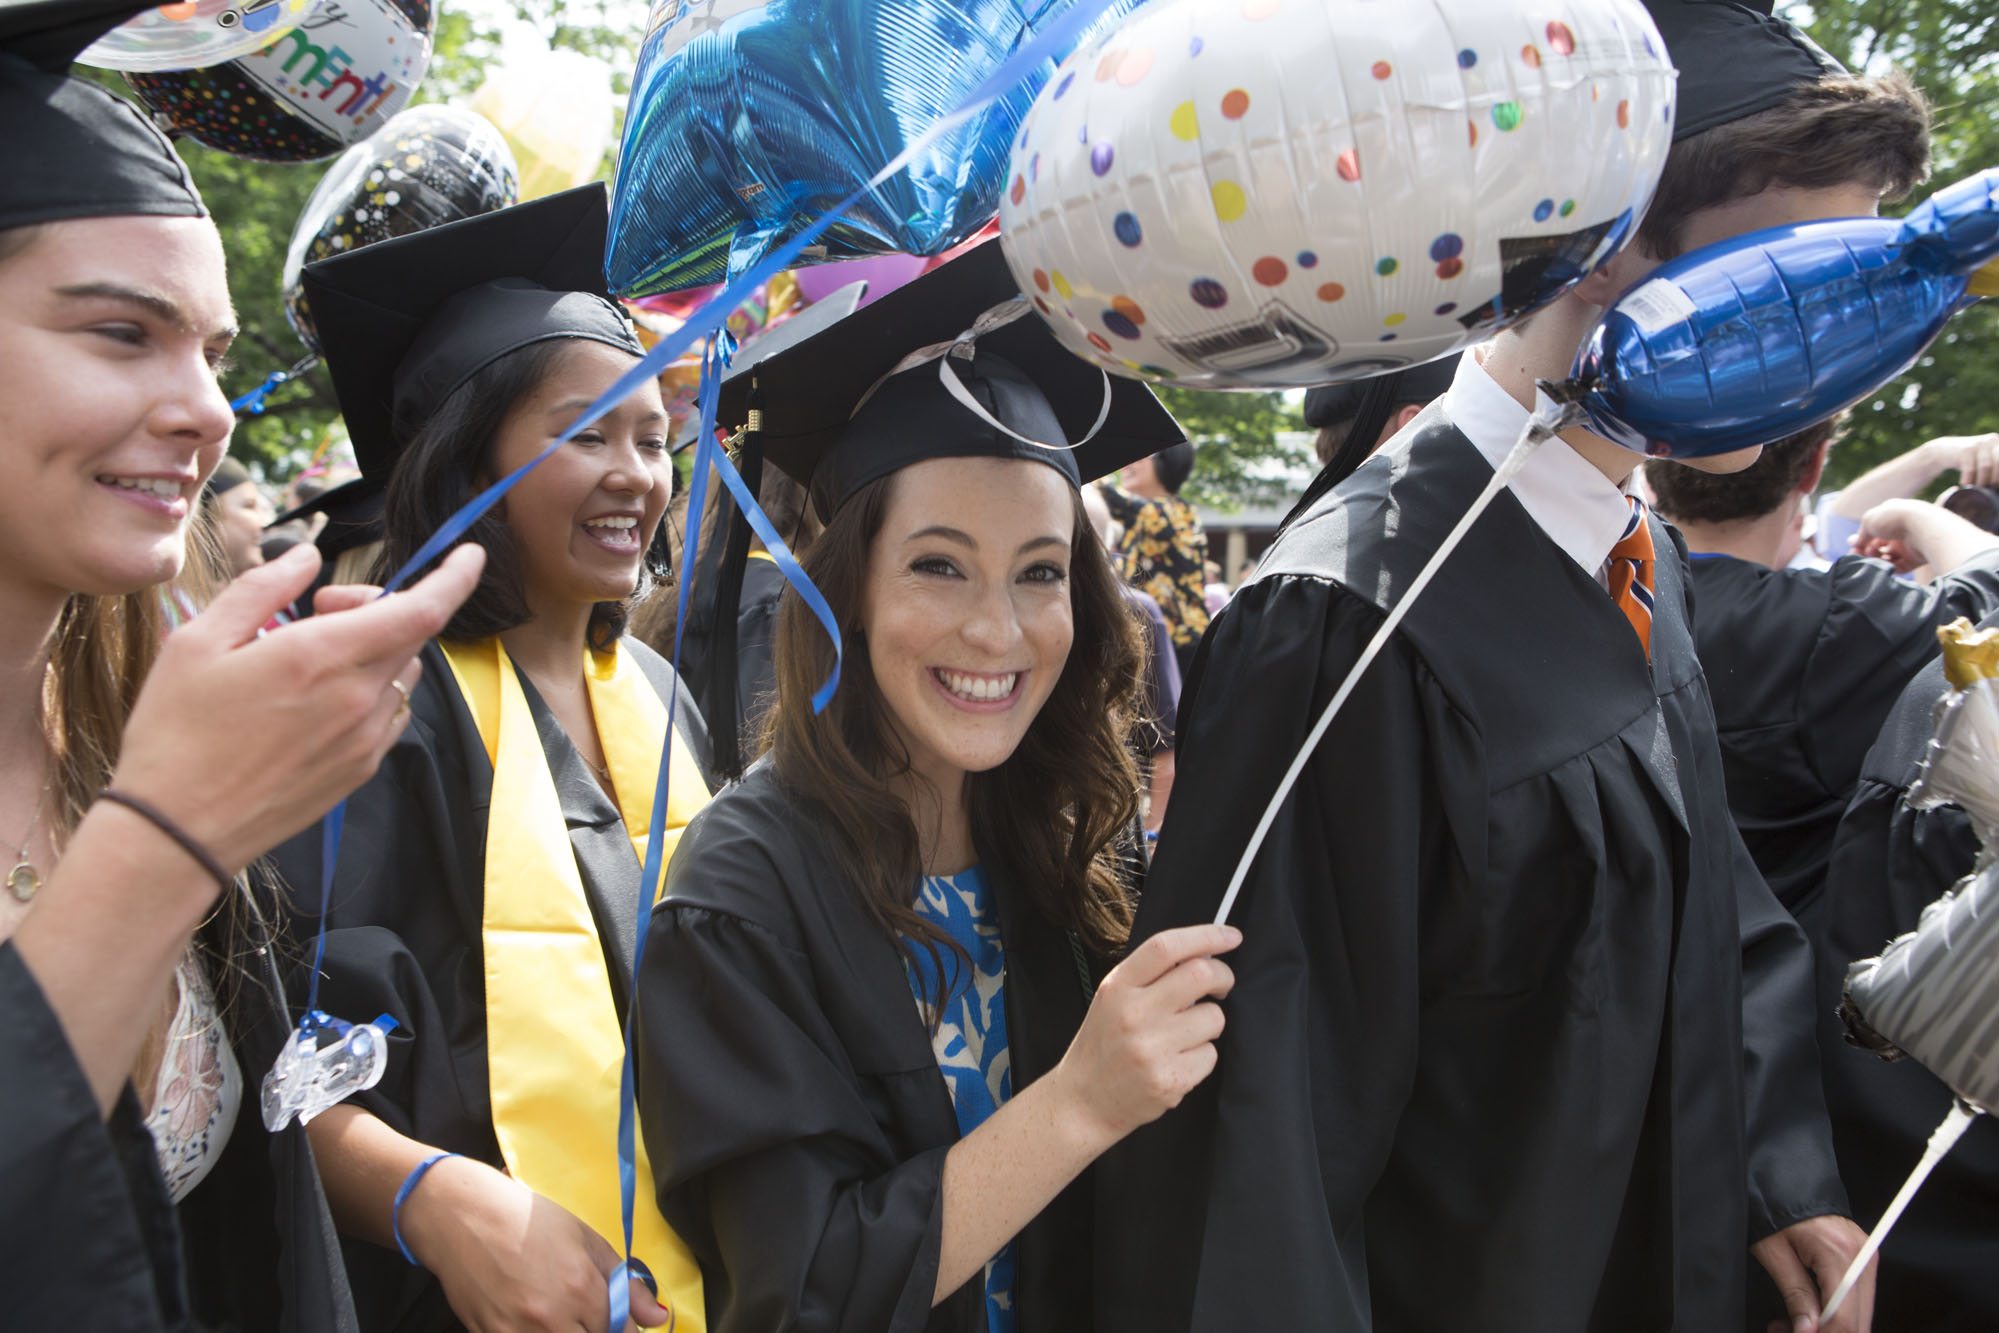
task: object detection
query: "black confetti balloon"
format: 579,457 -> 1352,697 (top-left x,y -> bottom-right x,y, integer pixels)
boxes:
282,104 -> 520,352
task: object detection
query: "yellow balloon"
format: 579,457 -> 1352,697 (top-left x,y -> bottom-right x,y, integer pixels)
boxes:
467,48 -> 615,201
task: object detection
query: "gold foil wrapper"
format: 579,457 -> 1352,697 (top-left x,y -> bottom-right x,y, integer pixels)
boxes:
1938,618 -> 1999,691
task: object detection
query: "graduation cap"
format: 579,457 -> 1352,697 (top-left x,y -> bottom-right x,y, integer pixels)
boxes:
1642,1 -> 1846,141
716,240 -> 1187,522
0,0 -> 205,230
268,475 -> 384,558
300,184 -> 643,482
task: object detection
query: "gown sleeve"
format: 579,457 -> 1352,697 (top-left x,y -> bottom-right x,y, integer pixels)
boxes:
1730,820 -> 1851,1240
636,813 -> 951,1333
1799,551 -> 1999,800
1094,574 -> 1475,1331
0,942 -> 188,1332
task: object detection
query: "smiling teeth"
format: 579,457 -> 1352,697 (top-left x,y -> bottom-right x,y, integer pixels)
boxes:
585,516 -> 638,530
103,476 -> 181,499
939,670 -> 1017,702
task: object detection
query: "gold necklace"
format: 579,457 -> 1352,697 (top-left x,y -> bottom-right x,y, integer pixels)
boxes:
8,782 -> 48,903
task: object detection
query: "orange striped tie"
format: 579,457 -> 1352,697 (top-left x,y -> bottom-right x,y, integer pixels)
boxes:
1608,496 -> 1655,659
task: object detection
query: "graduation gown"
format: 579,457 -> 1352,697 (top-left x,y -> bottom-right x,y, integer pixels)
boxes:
1094,414 -> 1847,1331
633,763 -> 1098,1333
179,896 -> 360,1333
1,902 -> 355,1333
270,636 -> 709,1332
1812,653 -> 1999,1328
1684,549 -> 1999,913
1,942 -> 194,1331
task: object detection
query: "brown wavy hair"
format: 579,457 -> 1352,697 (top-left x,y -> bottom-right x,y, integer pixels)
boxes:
766,469 -> 1145,987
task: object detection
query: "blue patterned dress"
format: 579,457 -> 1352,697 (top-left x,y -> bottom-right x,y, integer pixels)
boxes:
905,866 -> 1014,1333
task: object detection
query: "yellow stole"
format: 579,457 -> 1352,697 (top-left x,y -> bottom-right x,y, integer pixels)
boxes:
438,636 -> 710,1330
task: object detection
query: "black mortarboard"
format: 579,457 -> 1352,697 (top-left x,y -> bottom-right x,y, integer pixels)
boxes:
0,1 -> 205,230
716,241 -> 1186,522
301,184 -> 642,481
267,475 -> 384,557
1643,1 -> 1845,141
1301,353 -> 1462,494
203,455 -> 253,499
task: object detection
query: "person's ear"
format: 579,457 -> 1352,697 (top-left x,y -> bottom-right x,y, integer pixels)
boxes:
1574,234 -> 1668,308
1800,438 -> 1831,496
1374,402 -> 1425,448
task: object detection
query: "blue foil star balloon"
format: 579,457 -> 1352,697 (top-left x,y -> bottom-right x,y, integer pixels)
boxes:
607,0 -> 1143,297
1577,166 -> 1999,458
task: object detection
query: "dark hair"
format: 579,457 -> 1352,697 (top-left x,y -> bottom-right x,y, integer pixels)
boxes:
374,339 -> 669,652
1151,439 -> 1196,494
766,470 -> 1144,1000
1638,72 -> 1930,261
1646,414 -> 1842,525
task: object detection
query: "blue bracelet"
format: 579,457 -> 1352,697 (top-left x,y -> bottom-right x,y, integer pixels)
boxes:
392,1151 -> 463,1265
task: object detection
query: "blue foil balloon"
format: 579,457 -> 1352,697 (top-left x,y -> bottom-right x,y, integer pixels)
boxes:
1577,166 -> 1999,458
607,0 -> 1143,297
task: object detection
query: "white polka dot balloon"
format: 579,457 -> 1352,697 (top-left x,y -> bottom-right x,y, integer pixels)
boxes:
998,0 -> 1676,390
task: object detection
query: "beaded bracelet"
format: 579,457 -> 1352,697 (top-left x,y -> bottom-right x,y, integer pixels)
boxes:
392,1151 -> 464,1265
96,790 -> 233,893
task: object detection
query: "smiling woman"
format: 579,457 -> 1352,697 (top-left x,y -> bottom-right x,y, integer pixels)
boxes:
0,10 -> 482,1330
632,244 -> 1241,1333
269,183 -> 718,1333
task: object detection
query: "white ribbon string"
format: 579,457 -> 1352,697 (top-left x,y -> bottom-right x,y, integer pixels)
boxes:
1212,394 -> 1581,928
846,295 -> 1113,452
1821,1099 -> 1984,1322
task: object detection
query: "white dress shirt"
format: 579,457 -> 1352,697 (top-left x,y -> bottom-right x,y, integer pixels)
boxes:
1426,348 -> 1634,579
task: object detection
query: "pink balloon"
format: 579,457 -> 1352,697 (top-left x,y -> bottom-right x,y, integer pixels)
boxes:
793,252 -> 929,307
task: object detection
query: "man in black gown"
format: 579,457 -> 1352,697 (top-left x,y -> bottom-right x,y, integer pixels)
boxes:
1809,643 -> 1999,1329
1647,426 -> 1999,916
1095,5 -> 1931,1329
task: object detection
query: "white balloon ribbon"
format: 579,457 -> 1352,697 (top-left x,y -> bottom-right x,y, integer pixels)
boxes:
849,295 -> 1114,453
1212,385 -> 1589,928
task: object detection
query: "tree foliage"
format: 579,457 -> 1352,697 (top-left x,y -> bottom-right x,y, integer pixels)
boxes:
1159,386 -> 1309,510
1780,1 -> 1999,489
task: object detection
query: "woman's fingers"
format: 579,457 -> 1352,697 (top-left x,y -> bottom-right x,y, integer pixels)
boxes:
179,543 -> 320,649
312,583 -> 380,616
1145,953 -> 1238,1017
309,544 -> 485,673
1115,923 -> 1241,990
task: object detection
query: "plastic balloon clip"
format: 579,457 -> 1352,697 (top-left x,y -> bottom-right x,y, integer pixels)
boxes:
260,1008 -> 397,1131
230,353 -> 319,418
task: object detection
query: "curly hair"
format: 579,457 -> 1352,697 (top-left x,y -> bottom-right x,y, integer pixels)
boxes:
1638,71 -> 1931,260
765,470 -> 1145,1000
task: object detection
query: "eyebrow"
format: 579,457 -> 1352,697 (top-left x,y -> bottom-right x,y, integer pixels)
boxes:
55,281 -> 238,341
548,398 -> 669,427
906,525 -> 1071,556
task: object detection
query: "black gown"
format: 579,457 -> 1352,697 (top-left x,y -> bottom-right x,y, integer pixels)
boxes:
1813,653 -> 1999,1328
1,942 -> 194,1331
1094,414 -> 1847,1331
180,895 -> 360,1333
633,763 -> 1100,1333
1,897 -> 357,1333
1683,549 -> 1999,913
270,636 -> 709,1332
